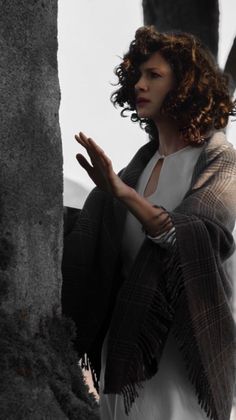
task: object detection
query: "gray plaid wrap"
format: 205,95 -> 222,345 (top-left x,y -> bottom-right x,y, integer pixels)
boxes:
62,131 -> 236,420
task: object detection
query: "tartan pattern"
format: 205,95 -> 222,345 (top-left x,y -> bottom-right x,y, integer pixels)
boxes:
62,131 -> 236,420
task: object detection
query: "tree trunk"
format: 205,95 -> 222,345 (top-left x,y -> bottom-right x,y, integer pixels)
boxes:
142,0 -> 219,58
224,36 -> 236,92
142,0 -> 236,91
0,1 -> 99,418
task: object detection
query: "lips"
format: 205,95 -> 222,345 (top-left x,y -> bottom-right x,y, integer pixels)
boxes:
136,98 -> 150,105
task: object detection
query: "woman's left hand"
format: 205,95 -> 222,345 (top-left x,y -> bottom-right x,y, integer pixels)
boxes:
75,132 -> 130,198
75,132 -> 171,235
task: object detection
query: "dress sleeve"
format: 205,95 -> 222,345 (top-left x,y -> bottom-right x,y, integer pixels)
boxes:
147,226 -> 176,249
144,205 -> 177,249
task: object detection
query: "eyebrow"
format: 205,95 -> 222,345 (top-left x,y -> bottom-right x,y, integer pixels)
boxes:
144,67 -> 161,71
140,66 -> 162,72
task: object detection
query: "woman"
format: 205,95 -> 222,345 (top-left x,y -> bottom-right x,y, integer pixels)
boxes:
62,26 -> 236,420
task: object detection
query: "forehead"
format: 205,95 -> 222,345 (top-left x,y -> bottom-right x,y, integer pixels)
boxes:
139,51 -> 172,74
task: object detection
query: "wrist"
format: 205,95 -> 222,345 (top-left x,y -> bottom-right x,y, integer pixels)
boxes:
115,184 -> 136,200
142,205 -> 171,236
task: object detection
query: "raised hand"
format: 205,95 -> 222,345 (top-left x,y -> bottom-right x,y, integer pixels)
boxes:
75,132 -> 171,236
75,132 -> 129,198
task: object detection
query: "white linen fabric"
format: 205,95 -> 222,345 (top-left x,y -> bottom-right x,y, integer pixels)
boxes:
99,143 -> 210,420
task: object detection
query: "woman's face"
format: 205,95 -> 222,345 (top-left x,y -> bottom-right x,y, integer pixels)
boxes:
134,51 -> 175,121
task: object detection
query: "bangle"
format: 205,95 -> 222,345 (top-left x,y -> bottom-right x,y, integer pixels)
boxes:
141,205 -> 168,235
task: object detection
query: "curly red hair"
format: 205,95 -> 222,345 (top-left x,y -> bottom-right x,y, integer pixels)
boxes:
111,26 -> 236,145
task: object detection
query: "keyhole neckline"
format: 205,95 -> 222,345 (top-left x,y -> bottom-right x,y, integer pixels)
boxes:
157,144 -> 192,159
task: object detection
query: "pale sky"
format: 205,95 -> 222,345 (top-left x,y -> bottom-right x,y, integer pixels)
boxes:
58,0 -> 236,192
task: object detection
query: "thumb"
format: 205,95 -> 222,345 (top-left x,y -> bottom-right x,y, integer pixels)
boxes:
76,154 -> 92,173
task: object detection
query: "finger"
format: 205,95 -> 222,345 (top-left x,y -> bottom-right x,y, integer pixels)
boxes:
76,134 -> 112,171
76,153 -> 93,173
88,137 -> 103,153
79,131 -> 91,148
75,133 -> 100,158
79,131 -> 88,140
75,133 -> 88,149
88,138 -> 112,167
78,137 -> 106,167
75,134 -> 96,165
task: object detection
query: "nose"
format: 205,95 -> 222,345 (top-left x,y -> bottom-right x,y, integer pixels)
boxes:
134,75 -> 148,92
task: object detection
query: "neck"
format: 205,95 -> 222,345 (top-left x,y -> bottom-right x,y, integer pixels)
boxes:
154,117 -> 187,156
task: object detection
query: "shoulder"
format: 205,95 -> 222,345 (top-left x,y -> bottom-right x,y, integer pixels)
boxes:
189,131 -> 236,190
196,131 -> 236,170
205,131 -> 236,159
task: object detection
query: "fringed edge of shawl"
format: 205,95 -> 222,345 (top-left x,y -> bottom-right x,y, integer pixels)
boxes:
117,285 -> 176,415
171,296 -> 218,420
162,235 -> 219,420
103,239 -> 220,419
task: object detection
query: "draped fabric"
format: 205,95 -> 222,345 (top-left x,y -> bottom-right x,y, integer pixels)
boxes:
62,131 -> 236,420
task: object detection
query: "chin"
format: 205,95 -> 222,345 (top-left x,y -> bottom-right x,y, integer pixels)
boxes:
137,110 -> 151,119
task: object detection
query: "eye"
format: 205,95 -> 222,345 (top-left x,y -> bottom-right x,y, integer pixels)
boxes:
151,72 -> 161,78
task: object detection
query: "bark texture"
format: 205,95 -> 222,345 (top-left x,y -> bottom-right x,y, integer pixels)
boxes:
142,0 -> 236,91
0,1 -> 99,418
225,36 -> 236,92
142,0 -> 219,58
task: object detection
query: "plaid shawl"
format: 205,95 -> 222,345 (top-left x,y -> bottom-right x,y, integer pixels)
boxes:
62,131 -> 236,420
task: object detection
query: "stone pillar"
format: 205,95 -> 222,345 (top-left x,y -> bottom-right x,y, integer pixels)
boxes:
0,1 -> 99,418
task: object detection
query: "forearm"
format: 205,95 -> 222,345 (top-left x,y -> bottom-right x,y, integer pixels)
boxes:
117,186 -> 173,237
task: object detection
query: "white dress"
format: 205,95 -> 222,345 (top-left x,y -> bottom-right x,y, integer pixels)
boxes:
99,143 -> 210,420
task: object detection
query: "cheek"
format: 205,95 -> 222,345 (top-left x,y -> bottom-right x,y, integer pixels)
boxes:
159,86 -> 173,104
154,83 -> 171,98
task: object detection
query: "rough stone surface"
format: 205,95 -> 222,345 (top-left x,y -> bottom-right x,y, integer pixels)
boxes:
0,1 -> 99,418
0,0 -> 63,327
0,312 -> 99,419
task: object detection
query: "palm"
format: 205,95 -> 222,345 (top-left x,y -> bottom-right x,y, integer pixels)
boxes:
75,132 -> 126,197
